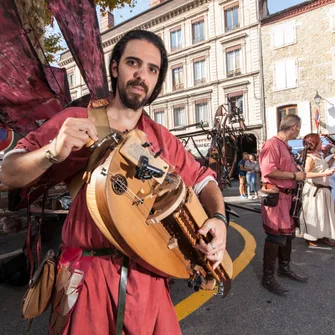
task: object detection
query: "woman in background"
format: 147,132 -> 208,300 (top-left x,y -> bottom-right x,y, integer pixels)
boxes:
245,154 -> 258,199
299,133 -> 335,247
238,152 -> 250,199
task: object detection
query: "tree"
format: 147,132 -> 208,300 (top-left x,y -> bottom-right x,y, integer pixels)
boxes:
15,0 -> 137,64
44,32 -> 66,63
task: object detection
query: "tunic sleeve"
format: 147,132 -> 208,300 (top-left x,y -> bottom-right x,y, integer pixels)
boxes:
259,140 -> 281,177
14,107 -> 90,186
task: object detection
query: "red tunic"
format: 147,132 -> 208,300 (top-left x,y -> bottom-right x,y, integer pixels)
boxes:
16,107 -> 216,335
259,136 -> 297,235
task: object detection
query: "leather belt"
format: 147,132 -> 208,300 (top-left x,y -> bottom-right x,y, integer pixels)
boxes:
306,181 -> 332,197
82,247 -> 123,258
263,183 -> 296,195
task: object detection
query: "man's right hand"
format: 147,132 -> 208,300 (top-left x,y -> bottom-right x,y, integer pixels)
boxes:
48,117 -> 99,162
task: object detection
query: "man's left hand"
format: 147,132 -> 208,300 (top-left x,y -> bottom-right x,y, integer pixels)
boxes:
196,218 -> 227,270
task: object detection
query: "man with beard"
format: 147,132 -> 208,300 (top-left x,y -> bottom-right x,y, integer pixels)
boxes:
259,114 -> 308,296
1,30 -> 228,335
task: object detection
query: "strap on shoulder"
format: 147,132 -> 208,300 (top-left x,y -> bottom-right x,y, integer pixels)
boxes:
88,107 -> 111,139
67,107 -> 111,200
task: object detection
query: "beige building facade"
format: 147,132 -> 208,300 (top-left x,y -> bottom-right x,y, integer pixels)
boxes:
262,0 -> 335,140
59,0 -> 269,153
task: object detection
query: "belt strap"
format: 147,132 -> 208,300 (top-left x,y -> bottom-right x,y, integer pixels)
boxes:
82,248 -> 123,258
116,256 -> 129,335
264,183 -> 295,194
309,182 -> 332,197
68,106 -> 110,200
82,250 -> 129,333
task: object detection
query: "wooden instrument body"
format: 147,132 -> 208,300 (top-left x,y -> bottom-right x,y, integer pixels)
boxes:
87,130 -> 232,292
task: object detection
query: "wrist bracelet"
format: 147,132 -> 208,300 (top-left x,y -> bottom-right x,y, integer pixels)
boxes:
212,212 -> 228,227
45,148 -> 62,164
292,172 -> 296,180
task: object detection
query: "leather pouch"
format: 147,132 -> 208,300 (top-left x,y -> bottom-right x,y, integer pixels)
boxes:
258,188 -> 279,207
21,249 -> 56,320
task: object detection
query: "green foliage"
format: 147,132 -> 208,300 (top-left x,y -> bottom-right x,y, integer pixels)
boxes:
41,0 -> 137,61
43,0 -> 137,24
95,0 -> 137,13
44,32 -> 66,63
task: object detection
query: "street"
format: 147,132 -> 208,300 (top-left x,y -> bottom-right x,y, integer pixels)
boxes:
1,184 -> 335,335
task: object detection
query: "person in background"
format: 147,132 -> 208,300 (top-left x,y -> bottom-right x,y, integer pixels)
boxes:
245,154 -> 258,199
322,143 -> 333,158
325,146 -> 335,203
238,152 -> 250,199
259,114 -> 308,296
299,134 -> 335,247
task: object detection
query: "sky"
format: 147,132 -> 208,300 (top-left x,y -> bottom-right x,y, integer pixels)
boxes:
112,0 -> 307,25
267,0 -> 306,14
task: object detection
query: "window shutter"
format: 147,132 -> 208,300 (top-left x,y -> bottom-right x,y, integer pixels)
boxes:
284,23 -> 295,45
286,59 -> 297,88
272,26 -> 284,47
275,61 -> 286,90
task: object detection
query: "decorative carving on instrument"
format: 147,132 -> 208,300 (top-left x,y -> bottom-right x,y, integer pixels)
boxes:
110,174 -> 127,196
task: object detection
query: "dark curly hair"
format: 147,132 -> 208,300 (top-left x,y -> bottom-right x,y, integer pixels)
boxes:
109,30 -> 168,106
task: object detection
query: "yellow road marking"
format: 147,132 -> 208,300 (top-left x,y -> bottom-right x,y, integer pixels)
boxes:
174,221 -> 256,321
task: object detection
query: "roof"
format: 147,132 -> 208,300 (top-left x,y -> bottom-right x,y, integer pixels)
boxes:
261,0 -> 335,26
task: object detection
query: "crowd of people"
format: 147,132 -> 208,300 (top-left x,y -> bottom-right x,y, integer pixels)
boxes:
234,115 -> 335,296
238,152 -> 261,199
258,114 -> 335,296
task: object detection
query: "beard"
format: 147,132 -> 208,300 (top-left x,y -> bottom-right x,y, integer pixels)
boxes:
118,79 -> 150,111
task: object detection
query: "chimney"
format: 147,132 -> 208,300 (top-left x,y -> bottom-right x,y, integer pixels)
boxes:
150,0 -> 165,8
100,12 -> 115,33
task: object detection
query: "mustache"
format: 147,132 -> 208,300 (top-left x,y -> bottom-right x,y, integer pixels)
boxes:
127,80 -> 148,93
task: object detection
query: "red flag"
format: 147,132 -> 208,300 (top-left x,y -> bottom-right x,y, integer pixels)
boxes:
315,109 -> 320,128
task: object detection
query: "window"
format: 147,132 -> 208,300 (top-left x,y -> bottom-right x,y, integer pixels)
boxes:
193,60 -> 206,85
275,59 -> 297,90
154,111 -> 165,126
226,48 -> 241,77
228,95 -> 243,115
192,20 -> 204,44
195,102 -> 208,124
277,105 -> 297,125
170,28 -> 182,52
68,73 -> 74,87
172,66 -> 184,91
225,6 -> 239,32
173,107 -> 186,127
272,22 -> 296,48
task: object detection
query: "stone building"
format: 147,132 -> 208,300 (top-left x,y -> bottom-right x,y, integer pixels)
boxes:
261,0 -> 335,140
59,0 -> 269,154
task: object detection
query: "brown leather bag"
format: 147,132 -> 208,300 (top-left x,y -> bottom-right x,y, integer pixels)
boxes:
21,249 -> 57,320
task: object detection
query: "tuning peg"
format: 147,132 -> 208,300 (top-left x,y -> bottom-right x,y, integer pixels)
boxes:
142,142 -> 152,148
154,149 -> 163,158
